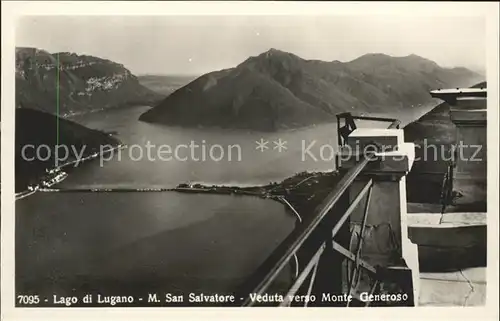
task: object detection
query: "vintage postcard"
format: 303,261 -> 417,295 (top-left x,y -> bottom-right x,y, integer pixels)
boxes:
1,2 -> 498,321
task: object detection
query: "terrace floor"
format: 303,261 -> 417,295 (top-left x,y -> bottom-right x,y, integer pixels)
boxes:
407,207 -> 487,307
419,267 -> 486,306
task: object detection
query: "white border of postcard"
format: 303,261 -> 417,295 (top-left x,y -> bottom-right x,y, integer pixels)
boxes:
2,2 -> 499,321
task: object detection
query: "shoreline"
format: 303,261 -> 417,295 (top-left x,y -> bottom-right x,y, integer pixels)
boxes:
33,170 -> 340,224
15,143 -> 126,201
16,98 -> 450,202
63,102 -> 161,120
138,98 -> 443,134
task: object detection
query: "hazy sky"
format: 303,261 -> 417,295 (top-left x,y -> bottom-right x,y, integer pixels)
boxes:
16,15 -> 486,76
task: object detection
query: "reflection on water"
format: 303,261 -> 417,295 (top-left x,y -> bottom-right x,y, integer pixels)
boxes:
16,105 -> 431,299
62,106 -> 391,189
16,191 -> 295,297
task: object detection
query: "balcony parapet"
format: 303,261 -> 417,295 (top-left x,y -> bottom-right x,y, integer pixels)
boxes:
339,127 -> 419,306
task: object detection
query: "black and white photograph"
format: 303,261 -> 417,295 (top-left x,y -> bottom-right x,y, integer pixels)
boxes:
1,1 -> 499,319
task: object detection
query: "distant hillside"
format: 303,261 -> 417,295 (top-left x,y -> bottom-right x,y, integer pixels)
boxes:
138,75 -> 197,96
140,49 -> 483,131
15,108 -> 120,192
16,47 -> 164,116
471,81 -> 486,88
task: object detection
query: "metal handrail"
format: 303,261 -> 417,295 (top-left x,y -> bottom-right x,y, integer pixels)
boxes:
387,119 -> 401,129
278,179 -> 373,306
241,114 -> 406,306
337,112 -> 400,147
336,112 -> 400,127
241,154 -> 374,306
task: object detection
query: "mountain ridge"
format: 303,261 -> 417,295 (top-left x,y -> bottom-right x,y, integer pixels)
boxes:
140,49 -> 483,131
15,47 -> 164,117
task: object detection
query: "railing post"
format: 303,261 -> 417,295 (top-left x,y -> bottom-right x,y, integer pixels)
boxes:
338,128 -> 419,306
309,192 -> 351,306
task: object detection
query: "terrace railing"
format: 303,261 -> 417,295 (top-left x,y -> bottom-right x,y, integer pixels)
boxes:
238,113 -> 418,307
336,112 -> 401,147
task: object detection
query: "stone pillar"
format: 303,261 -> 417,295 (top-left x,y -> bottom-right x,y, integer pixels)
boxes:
449,96 -> 487,207
339,128 -> 419,306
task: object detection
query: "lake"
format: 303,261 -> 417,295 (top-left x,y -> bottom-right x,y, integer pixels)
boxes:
15,104 -> 431,303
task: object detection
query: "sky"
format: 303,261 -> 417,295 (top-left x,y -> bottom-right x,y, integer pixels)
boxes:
16,15 -> 486,76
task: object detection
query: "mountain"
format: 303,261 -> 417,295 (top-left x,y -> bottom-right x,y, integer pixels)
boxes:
15,108 -> 120,192
471,81 -> 486,88
139,49 -> 483,131
16,47 -> 164,116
